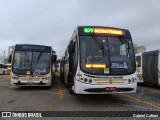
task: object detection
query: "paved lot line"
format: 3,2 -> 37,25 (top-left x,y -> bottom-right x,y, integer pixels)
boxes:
121,93 -> 160,110
57,78 -> 64,99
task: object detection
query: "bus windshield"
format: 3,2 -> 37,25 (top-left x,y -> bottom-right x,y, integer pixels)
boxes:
80,36 -> 135,75
13,51 -> 50,75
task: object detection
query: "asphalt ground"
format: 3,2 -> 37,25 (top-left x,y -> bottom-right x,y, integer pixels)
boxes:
0,75 -> 160,120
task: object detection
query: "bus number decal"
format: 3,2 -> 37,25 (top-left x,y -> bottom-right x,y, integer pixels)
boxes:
84,28 -> 94,33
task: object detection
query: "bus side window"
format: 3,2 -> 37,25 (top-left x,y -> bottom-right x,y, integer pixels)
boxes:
73,39 -> 78,67
136,56 -> 141,67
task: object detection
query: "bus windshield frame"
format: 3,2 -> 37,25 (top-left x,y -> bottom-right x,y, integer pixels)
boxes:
79,34 -> 136,76
12,45 -> 51,75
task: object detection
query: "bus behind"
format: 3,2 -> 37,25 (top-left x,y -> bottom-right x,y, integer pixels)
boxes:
10,44 -> 57,86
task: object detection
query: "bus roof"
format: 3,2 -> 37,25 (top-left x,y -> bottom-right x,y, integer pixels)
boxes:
136,53 -> 142,56
76,26 -> 128,31
14,44 -> 53,52
15,44 -> 52,48
136,50 -> 160,56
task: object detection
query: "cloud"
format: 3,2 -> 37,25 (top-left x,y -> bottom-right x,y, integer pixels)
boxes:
0,0 -> 159,58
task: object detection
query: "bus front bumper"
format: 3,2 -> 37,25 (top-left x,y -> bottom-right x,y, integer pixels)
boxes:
11,79 -> 51,86
74,79 -> 137,94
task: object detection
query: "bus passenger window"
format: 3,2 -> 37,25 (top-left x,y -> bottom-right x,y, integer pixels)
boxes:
136,56 -> 141,67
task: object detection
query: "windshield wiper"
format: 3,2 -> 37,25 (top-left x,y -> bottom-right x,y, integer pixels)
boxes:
91,35 -> 105,56
119,36 -> 127,44
37,52 -> 43,63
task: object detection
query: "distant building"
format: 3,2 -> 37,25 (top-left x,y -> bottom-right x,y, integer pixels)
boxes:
134,44 -> 146,54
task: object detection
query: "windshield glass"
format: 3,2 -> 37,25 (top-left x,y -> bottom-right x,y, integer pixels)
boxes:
80,36 -> 135,75
13,51 -> 50,75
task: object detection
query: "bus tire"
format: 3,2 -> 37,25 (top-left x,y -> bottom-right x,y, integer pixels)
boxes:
69,88 -> 74,94
68,84 -> 75,95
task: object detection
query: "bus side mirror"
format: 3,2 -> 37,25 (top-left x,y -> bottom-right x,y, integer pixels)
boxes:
68,42 -> 75,53
52,51 -> 57,63
8,55 -> 12,63
53,55 -> 57,62
68,45 -> 71,53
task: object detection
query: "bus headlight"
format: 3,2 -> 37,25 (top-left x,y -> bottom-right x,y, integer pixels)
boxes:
12,76 -> 19,80
84,78 -> 88,82
43,77 -> 50,80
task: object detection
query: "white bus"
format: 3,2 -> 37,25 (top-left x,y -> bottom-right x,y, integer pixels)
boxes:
0,63 -> 7,74
136,50 -> 160,85
9,44 -> 57,86
60,26 -> 137,94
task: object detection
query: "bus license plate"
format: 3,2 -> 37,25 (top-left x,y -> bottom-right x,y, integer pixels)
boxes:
106,87 -> 116,91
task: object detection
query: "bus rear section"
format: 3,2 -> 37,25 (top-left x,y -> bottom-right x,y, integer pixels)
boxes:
0,63 -> 8,75
136,50 -> 160,85
61,26 -> 137,94
10,44 -> 57,86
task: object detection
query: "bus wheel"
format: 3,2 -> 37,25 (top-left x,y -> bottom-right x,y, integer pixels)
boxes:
69,88 -> 74,94
68,84 -> 74,95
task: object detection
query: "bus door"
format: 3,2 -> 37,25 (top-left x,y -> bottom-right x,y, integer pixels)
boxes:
68,40 -> 77,91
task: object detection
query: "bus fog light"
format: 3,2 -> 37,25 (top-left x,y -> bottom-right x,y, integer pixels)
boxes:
84,78 -> 88,82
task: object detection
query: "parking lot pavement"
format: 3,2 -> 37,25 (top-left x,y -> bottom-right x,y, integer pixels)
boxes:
0,75 -> 160,119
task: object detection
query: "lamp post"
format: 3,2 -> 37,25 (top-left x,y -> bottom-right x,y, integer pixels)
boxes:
9,48 -> 13,55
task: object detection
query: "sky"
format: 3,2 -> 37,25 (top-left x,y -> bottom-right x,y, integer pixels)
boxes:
0,0 -> 160,59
